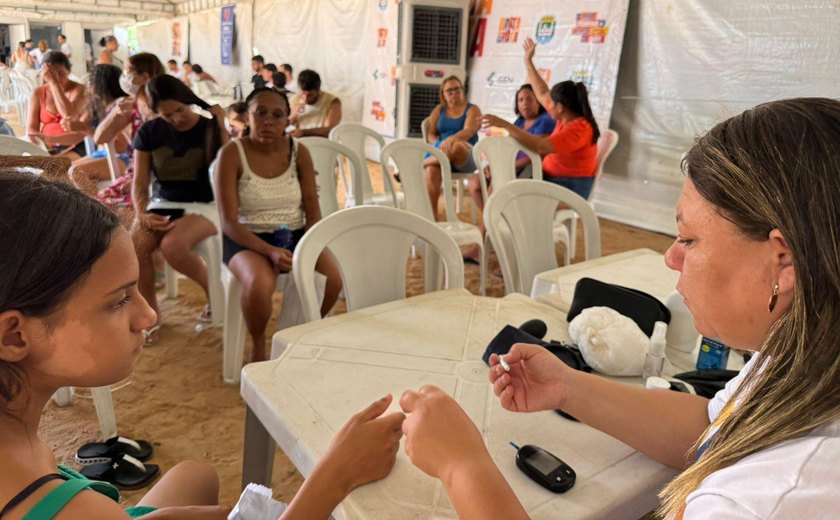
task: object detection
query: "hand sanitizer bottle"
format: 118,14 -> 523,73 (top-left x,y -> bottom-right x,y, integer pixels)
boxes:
643,321 -> 668,384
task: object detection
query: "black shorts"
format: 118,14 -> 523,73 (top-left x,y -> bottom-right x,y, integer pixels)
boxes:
222,228 -> 306,266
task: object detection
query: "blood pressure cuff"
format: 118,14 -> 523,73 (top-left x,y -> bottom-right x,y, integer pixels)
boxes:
566,277 -> 671,337
482,325 -> 591,373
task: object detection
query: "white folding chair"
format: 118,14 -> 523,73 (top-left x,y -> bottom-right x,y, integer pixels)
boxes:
329,123 -> 400,208
381,139 -> 485,295
0,135 -> 48,156
292,205 -> 464,323
299,137 -> 364,217
485,180 -> 601,296
421,116 -> 476,221
552,129 -> 619,263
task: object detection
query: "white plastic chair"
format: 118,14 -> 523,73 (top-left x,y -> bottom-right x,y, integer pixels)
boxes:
293,206 -> 464,323
329,123 -> 400,208
381,139 -> 485,295
421,116 -> 476,221
0,135 -> 48,156
552,129 -> 619,263
299,137 -> 364,217
9,72 -> 36,130
485,180 -> 601,295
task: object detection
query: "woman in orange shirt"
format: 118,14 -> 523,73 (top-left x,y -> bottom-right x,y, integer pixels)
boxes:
482,37 -> 600,200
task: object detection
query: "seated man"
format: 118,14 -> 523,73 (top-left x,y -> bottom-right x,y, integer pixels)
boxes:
289,69 -> 341,138
251,54 -> 266,89
166,59 -> 182,79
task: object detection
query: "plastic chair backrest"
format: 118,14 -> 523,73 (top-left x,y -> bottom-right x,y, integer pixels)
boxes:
485,180 -> 601,295
472,136 -> 542,200
421,116 -> 430,142
299,137 -> 364,217
590,129 -> 619,201
292,205 -> 464,323
380,139 -> 455,222
10,72 -> 35,100
329,123 -> 397,206
0,135 -> 49,156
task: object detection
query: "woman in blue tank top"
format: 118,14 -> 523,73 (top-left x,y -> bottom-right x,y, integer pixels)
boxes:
423,75 -> 481,220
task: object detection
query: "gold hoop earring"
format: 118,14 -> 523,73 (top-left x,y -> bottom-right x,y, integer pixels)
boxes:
768,283 -> 779,313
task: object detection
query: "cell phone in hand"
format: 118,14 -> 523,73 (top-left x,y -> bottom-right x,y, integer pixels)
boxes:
147,208 -> 186,220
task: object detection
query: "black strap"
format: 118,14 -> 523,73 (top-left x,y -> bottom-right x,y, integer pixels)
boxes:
0,473 -> 64,519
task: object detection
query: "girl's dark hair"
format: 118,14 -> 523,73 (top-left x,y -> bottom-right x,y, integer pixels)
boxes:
241,87 -> 291,137
146,74 -> 222,164
127,52 -> 166,79
0,172 -> 120,411
191,64 -> 204,74
513,84 -> 546,117
42,51 -> 71,71
89,64 -> 126,122
549,81 -> 600,144
99,35 -> 117,47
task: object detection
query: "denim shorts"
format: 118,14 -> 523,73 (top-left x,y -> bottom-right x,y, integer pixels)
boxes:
543,176 -> 595,200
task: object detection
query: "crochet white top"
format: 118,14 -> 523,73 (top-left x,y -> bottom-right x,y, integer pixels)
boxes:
234,138 -> 305,233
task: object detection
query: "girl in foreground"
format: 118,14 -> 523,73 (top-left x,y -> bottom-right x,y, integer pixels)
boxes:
0,172 -> 403,519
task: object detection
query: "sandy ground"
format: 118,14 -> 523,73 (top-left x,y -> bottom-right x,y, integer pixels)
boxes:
5,108 -> 676,511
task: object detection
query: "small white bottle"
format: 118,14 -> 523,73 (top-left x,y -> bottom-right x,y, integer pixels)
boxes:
642,321 -> 668,383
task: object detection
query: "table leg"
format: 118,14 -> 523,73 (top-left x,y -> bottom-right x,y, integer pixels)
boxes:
242,405 -> 276,490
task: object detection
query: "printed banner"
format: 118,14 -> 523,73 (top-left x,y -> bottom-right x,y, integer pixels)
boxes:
467,0 -> 629,133
361,0 -> 399,137
221,5 -> 235,65
168,16 -> 189,63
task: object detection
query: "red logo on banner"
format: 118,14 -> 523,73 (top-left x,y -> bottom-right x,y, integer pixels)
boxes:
377,28 -> 388,48
537,68 -> 551,84
572,12 -> 609,43
496,17 -> 521,43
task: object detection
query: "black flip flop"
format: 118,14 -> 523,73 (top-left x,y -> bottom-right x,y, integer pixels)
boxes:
75,436 -> 154,465
80,453 -> 159,490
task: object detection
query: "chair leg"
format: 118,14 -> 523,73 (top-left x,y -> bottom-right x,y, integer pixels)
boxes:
568,217 -> 578,260
164,262 -> 179,298
91,386 -> 118,439
222,268 -> 246,384
478,241 -> 486,296
455,180 -> 463,214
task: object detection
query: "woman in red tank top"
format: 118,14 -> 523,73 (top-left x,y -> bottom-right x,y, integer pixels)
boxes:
26,51 -> 88,160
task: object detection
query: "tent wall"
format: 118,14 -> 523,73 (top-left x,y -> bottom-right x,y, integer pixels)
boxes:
251,0 -> 371,123
187,2 -> 253,89
599,0 -> 840,235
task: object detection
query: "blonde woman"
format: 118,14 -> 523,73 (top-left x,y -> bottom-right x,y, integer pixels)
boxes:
398,97 -> 840,518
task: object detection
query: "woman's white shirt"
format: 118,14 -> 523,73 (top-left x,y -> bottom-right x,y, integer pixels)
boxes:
683,354 -> 840,519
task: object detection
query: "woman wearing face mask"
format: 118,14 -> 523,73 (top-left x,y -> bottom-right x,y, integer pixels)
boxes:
26,51 -> 88,161
98,35 -> 123,69
215,87 -> 343,363
92,53 -> 166,210
482,38 -> 601,200
67,64 -> 130,192
131,75 -> 229,341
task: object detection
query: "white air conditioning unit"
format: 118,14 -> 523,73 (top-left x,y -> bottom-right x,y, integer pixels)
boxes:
392,0 -> 469,138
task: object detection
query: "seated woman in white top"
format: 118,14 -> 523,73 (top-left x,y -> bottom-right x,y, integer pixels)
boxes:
396,97 -> 840,519
215,87 -> 342,363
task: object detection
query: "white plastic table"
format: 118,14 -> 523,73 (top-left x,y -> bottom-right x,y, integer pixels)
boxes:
530,249 -> 679,312
240,289 -> 676,519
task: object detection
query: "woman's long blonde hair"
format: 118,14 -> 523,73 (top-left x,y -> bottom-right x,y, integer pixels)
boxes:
660,97 -> 840,516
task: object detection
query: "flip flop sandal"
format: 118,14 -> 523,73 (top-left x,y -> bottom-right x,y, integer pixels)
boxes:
80,453 -> 159,490
196,305 -> 213,323
75,436 -> 154,465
